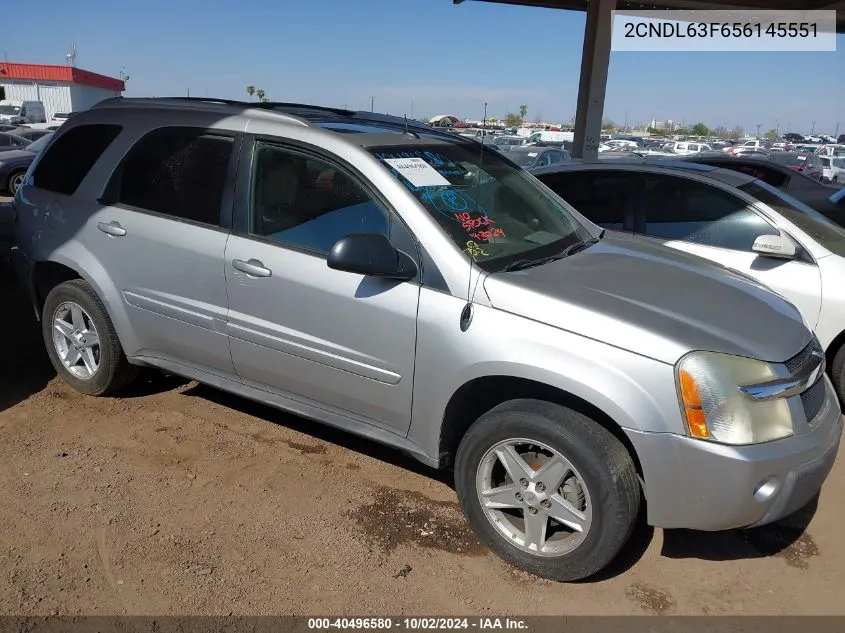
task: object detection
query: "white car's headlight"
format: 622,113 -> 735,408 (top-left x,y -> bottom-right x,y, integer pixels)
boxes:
676,351 -> 793,445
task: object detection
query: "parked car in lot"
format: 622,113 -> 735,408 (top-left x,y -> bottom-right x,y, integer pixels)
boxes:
0,132 -> 53,195
821,156 -> 845,184
50,112 -> 73,125
0,131 -> 32,150
768,152 -> 824,182
657,153 -> 845,225
534,160 -> 845,400
667,141 -> 712,155
9,127 -> 53,142
489,135 -> 524,151
507,145 -> 570,170
11,98 -> 841,582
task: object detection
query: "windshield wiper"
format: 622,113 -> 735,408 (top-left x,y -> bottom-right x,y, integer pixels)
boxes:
561,236 -> 601,257
501,254 -> 567,272
501,234 -> 603,272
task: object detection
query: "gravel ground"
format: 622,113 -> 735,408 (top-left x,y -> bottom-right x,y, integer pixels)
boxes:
1,264 -> 843,616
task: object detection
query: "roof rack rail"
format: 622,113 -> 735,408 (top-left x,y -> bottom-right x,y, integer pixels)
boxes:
90,96 -> 435,133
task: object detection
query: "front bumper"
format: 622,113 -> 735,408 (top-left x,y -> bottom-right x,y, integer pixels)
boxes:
626,376 -> 842,531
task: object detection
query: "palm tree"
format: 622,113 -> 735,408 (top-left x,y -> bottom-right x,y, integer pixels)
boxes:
519,105 -> 528,123
256,89 -> 267,102
246,85 -> 255,100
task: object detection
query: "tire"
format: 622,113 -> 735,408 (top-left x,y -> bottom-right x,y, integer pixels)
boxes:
7,169 -> 26,196
41,279 -> 138,396
831,344 -> 845,406
454,399 -> 640,582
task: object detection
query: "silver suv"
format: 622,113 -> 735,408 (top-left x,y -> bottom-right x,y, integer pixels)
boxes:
10,98 -> 842,581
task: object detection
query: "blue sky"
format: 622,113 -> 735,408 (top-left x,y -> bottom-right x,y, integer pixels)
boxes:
3,0 -> 843,135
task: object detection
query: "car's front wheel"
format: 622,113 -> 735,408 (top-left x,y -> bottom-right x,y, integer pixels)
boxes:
455,399 -> 640,582
42,279 -> 138,395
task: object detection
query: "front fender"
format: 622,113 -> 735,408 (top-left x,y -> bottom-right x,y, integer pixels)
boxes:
408,290 -> 684,462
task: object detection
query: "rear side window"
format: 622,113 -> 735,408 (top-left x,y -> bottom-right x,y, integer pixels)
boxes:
32,124 -> 122,195
107,127 -> 234,226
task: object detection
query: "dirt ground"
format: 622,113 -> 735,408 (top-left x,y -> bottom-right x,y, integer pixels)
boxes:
1,263 -> 844,617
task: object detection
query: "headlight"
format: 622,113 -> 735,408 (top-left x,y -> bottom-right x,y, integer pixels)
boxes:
676,351 -> 793,445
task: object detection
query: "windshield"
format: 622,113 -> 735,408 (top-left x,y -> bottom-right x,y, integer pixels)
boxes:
369,142 -> 591,270
0,105 -> 21,115
740,180 -> 845,257
25,133 -> 53,154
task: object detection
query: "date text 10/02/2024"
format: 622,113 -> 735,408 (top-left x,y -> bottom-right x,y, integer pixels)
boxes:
307,617 -> 529,630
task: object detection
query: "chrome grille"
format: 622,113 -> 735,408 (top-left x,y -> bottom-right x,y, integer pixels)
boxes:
784,339 -> 822,375
800,379 -> 826,422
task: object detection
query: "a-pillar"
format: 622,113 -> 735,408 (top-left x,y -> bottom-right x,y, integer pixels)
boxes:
571,0 -> 616,161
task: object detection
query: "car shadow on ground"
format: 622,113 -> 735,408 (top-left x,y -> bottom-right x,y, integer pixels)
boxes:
660,495 -> 819,563
0,264 -> 55,412
180,382 -> 455,487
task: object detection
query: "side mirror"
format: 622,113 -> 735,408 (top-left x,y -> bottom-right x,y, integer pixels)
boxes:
752,234 -> 798,259
327,233 -> 417,281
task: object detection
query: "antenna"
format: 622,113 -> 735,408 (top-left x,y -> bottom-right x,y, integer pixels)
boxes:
459,101 -> 489,332
65,42 -> 77,67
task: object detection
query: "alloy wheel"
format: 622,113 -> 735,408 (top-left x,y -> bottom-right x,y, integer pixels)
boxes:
10,172 -> 24,195
475,438 -> 593,557
52,301 -> 101,379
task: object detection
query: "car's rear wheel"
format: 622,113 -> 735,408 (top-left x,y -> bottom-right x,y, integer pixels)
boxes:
454,399 -> 640,582
42,279 -> 138,396
7,170 -> 25,196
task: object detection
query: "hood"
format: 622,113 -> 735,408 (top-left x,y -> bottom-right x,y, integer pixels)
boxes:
482,232 -> 810,365
0,149 -> 35,163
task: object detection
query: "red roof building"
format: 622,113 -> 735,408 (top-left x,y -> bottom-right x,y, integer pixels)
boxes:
0,63 -> 125,92
0,62 -> 125,122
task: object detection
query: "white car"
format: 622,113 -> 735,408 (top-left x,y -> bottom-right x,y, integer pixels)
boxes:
668,141 -> 712,155
533,160 -> 845,399
821,156 -> 845,184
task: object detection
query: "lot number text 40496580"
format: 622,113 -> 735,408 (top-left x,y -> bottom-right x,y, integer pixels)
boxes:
307,618 -> 529,630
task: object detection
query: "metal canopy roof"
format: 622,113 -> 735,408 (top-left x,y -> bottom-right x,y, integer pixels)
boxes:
454,0 -> 845,32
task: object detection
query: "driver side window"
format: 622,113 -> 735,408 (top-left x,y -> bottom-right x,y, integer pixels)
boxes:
249,143 -> 389,254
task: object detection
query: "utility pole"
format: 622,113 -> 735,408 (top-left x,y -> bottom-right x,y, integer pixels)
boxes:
756,123 -> 761,138
370,96 -> 374,112
811,121 -> 816,134
835,122 -> 840,139
187,87 -> 190,97
775,119 -> 780,137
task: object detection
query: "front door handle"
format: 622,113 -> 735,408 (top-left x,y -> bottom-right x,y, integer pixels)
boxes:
97,221 -> 127,237
232,258 -> 272,278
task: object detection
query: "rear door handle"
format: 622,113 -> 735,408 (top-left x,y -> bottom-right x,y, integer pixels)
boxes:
232,258 -> 272,278
97,221 -> 127,237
